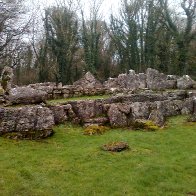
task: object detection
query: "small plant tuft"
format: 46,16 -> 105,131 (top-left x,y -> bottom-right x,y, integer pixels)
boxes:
83,125 -> 109,135
132,119 -> 159,131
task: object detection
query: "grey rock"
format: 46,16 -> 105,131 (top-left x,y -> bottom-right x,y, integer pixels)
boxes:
146,68 -> 176,90
0,106 -> 54,138
6,87 -> 47,105
107,104 -> 128,127
148,110 -> 165,127
181,98 -> 194,115
49,105 -> 68,124
177,75 -> 195,89
73,72 -> 103,89
130,102 -> 151,120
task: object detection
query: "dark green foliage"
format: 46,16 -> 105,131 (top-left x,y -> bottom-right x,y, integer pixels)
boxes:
43,7 -> 79,84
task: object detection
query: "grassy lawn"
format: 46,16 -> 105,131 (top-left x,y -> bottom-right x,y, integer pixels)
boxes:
0,116 -> 196,196
47,95 -> 110,105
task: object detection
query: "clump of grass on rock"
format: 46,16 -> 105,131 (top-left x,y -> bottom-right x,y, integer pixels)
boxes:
102,141 -> 129,152
132,119 -> 159,131
83,125 -> 109,135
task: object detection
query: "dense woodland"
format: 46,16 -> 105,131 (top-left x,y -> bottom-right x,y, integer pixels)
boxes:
0,0 -> 195,85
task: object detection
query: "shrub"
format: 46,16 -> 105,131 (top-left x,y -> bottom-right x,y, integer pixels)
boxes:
132,119 -> 159,131
83,125 -> 109,136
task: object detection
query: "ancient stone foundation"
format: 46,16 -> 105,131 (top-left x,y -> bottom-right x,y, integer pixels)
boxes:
0,67 -> 195,139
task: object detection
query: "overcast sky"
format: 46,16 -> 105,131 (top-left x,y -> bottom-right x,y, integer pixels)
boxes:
29,0 -> 122,20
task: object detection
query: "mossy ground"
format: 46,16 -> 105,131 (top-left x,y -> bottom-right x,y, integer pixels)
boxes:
0,116 -> 195,196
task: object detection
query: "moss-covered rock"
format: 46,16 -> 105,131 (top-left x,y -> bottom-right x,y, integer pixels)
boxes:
102,141 -> 129,152
132,119 -> 159,131
1,129 -> 54,140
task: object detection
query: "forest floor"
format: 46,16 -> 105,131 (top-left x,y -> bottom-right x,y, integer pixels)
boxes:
0,116 -> 196,196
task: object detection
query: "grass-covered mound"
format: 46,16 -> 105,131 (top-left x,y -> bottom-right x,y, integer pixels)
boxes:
0,116 -> 195,195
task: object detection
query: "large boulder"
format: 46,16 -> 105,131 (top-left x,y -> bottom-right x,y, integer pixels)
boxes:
148,110 -> 165,127
130,102 -> 152,120
177,75 -> 195,89
49,105 -> 68,124
0,105 -> 54,139
67,99 -> 105,124
107,104 -> 128,127
6,87 -> 47,105
73,72 -> 103,89
126,70 -> 140,90
146,68 -> 176,90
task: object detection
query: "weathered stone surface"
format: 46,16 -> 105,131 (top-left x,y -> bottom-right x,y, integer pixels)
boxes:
155,100 -> 183,117
146,68 -> 176,90
181,98 -> 194,115
6,87 -> 47,105
73,72 -> 103,89
49,105 -> 68,124
104,77 -> 118,89
163,90 -> 187,100
130,102 -> 151,119
68,100 -> 104,122
148,110 -> 165,127
177,75 -> 195,89
117,103 -> 131,114
193,98 -> 196,114
0,66 -> 14,93
83,117 -> 109,126
138,73 -> 147,89
109,93 -> 168,104
0,106 -> 54,138
105,70 -> 141,91
107,104 -> 128,127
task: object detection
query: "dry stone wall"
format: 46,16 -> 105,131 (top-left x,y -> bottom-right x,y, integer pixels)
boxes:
0,67 -> 196,139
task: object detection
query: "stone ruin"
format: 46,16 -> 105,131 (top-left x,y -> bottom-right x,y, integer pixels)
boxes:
0,66 -> 195,139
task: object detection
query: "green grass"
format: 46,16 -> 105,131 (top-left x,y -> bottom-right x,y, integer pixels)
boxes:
47,94 -> 111,105
0,116 -> 196,196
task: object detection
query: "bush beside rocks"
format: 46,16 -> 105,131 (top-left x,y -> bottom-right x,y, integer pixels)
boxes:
131,119 -> 159,131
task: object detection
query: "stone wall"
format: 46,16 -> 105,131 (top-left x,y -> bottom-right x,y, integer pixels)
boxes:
52,90 -> 194,128
27,68 -> 196,100
0,67 -> 196,139
104,68 -> 196,91
0,90 -> 195,138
